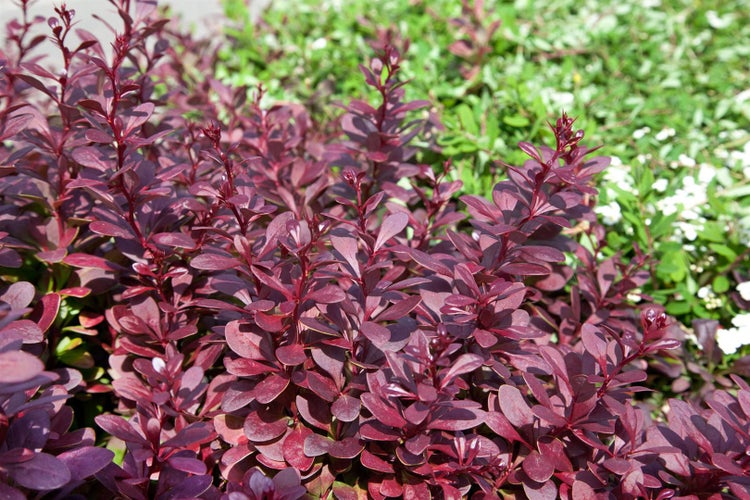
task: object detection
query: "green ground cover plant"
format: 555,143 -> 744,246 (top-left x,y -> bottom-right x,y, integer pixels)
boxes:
219,0 -> 750,375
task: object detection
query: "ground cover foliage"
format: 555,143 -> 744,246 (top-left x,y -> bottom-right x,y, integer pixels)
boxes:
0,0 -> 749,498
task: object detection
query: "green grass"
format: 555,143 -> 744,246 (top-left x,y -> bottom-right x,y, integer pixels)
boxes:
218,0 -> 750,359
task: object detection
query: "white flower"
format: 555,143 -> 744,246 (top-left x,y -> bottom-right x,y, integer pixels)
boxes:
697,286 -> 711,299
732,313 -> 750,328
633,127 -> 651,140
596,201 -> 622,225
310,38 -> 328,50
716,315 -> 750,354
676,221 -> 698,241
737,281 -> 750,301
736,89 -> 750,104
655,127 -> 676,141
678,154 -> 696,167
698,164 -> 716,184
716,328 -> 744,355
656,195 -> 679,216
652,178 -> 668,192
706,10 -> 733,29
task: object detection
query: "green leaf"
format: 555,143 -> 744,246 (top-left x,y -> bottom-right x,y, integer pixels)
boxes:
666,300 -> 691,316
712,275 -> 730,294
709,243 -> 737,260
457,104 -> 478,136
503,114 -> 530,128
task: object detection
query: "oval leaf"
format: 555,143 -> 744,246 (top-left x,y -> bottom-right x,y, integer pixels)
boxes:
374,212 -> 408,252
0,350 -> 44,384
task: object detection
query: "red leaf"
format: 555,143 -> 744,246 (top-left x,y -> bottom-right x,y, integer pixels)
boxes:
167,456 -> 207,475
305,285 -> 346,304
295,393 -> 332,431
191,253 -> 240,271
303,433 -> 332,457
374,212 -> 408,252
57,446 -> 114,480
0,350 -> 44,383
95,414 -> 146,444
330,235 -> 361,278
440,353 -> 483,389
498,385 -> 533,427
374,295 -> 422,322
283,426 -> 314,471
252,374 -> 289,404
59,287 -> 91,298
0,281 -> 35,309
71,146 -> 112,171
360,321 -> 390,348
89,220 -> 133,238
360,449 -> 394,473
276,344 -> 307,366
360,393 -> 406,428
243,406 -> 288,443
8,453 -> 70,490
329,437 -> 364,459
63,253 -> 121,271
151,232 -> 195,249
33,293 -> 60,334
331,394 -> 360,422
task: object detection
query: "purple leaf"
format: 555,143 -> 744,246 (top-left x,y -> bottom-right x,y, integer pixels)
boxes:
34,293 -> 60,333
244,405 -> 289,442
328,437 -> 364,459
440,353 -> 483,389
0,350 -> 44,383
276,344 -> 308,366
71,146 -> 112,171
89,220 -> 133,239
58,446 -> 115,480
0,281 -> 35,309
283,426 -> 314,471
167,456 -> 207,475
6,409 -> 50,450
361,449 -> 395,473
303,433 -> 332,457
151,232 -> 196,249
498,384 -> 534,427
330,235 -> 361,278
522,450 -> 555,483
360,320 -> 390,347
252,374 -> 290,404
161,422 -> 214,448
331,394 -> 361,422
191,252 -> 241,271
374,212 -> 408,252
95,414 -> 147,444
8,453 -> 71,490
3,320 -> 43,344
360,393 -> 406,428
0,484 -> 24,500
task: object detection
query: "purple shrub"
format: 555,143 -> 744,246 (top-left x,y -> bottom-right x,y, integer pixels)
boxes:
0,0 -> 748,498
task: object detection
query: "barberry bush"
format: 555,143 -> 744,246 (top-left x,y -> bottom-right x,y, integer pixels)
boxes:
1,0 -> 749,498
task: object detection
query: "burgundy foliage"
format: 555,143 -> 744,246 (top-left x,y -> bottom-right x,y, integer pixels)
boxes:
1,0 -> 749,498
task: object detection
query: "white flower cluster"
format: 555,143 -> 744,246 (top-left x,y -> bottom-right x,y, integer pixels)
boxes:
716,313 -> 750,355
715,283 -> 750,355
596,156 -> 636,225
697,285 -> 722,310
653,160 -> 716,243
